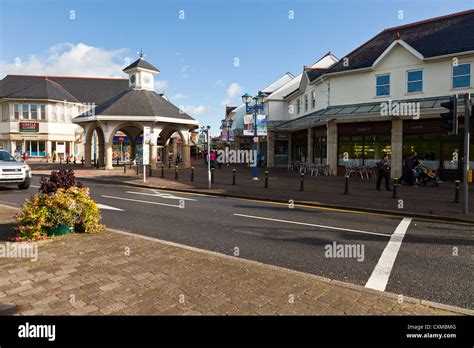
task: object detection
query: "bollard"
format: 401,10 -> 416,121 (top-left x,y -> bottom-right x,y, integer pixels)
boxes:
168,160 -> 171,169
116,158 -> 119,167
211,168 -> 215,183
392,178 -> 398,199
136,164 -> 139,175
161,165 -> 164,178
344,175 -> 349,194
454,180 -> 460,203
264,171 -> 269,188
300,173 -> 304,191
191,167 -> 194,182
232,168 -> 236,185
175,166 -> 178,180
81,157 -> 85,165
129,162 -> 132,169
149,165 -> 152,177
96,159 -> 99,169
123,164 -> 126,173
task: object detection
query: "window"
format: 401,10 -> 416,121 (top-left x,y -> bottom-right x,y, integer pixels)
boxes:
296,99 -> 300,114
453,63 -> 471,88
51,105 -> 57,121
338,135 -> 391,167
376,74 -> 390,96
30,104 -> 37,119
304,94 -> 308,112
40,104 -> 46,120
407,69 -> 423,93
22,104 -> 29,119
311,90 -> 316,108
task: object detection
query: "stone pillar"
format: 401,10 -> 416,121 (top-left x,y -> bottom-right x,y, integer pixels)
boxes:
69,141 -> 74,157
267,130 -> 275,167
181,144 -> 191,169
172,140 -> 178,164
163,144 -> 169,165
105,142 -> 113,170
150,144 -> 158,169
46,140 -> 52,157
391,119 -> 403,180
307,127 -> 313,163
98,140 -> 105,167
84,142 -> 92,168
10,140 -> 16,154
327,121 -> 338,175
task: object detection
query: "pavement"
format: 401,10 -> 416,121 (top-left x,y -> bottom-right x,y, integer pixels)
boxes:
28,160 -> 474,222
0,175 -> 472,312
0,204 -> 470,316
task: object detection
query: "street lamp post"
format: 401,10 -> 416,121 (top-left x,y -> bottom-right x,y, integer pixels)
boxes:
200,125 -> 211,189
242,92 -> 268,180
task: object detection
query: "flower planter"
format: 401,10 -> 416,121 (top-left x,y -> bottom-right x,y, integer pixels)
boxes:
47,224 -> 74,236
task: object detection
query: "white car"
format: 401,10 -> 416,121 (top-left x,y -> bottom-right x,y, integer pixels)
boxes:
0,150 -> 32,190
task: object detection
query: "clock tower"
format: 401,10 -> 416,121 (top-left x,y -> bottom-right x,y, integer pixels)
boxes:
123,54 -> 160,91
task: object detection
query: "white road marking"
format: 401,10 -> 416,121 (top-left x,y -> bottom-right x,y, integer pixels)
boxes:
233,229 -> 264,237
365,217 -> 412,291
126,190 -> 197,201
233,213 -> 390,237
30,185 -> 40,188
97,203 -> 124,211
101,195 -> 181,208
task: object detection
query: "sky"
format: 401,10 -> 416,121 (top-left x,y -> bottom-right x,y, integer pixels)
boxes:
0,0 -> 473,132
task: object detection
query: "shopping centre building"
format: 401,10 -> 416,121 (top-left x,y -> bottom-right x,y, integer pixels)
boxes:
223,10 -> 474,180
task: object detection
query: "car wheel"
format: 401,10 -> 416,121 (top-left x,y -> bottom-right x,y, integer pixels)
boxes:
18,179 -> 30,190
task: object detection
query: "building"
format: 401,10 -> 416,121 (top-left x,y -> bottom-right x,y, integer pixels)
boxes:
267,9 -> 474,181
0,75 -> 127,159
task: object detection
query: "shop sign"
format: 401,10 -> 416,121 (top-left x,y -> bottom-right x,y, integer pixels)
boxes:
19,122 -> 39,132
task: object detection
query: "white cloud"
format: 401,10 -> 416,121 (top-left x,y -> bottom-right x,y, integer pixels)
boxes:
0,42 -> 129,78
171,92 -> 186,100
214,79 -> 225,87
221,82 -> 243,105
155,80 -> 168,89
179,105 -> 207,115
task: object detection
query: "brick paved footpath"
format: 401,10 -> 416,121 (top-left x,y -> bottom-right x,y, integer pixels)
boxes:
29,160 -> 474,221
0,205 -> 470,315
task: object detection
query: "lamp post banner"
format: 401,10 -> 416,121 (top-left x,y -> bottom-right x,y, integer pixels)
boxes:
142,126 -> 151,165
256,114 -> 267,136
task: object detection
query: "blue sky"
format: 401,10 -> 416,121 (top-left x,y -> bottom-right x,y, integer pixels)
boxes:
0,0 -> 473,131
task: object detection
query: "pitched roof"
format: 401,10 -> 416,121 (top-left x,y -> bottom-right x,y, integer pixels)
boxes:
85,89 -> 195,120
330,9 -> 474,73
123,58 -> 160,73
0,75 -> 128,104
305,68 -> 329,83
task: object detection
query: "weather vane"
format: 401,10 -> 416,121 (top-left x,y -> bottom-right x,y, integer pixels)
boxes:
137,48 -> 145,58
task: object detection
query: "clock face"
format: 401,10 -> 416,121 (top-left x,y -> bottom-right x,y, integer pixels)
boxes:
143,75 -> 151,84
130,74 -> 136,84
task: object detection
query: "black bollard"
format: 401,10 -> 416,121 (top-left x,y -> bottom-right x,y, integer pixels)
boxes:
211,168 -> 214,183
168,160 -> 171,169
116,157 -> 119,167
136,164 -> 139,175
175,166 -> 178,180
392,178 -> 398,198
264,171 -> 268,188
191,167 -> 194,182
454,180 -> 460,203
300,173 -> 304,191
123,164 -> 126,173
81,157 -> 85,165
344,175 -> 349,194
161,165 -> 164,178
232,168 -> 236,185
129,162 -> 132,169
149,165 -> 152,177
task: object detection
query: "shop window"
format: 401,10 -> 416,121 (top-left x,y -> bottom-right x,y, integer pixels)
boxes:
407,69 -> 423,93
313,136 -> 327,165
452,63 -> 471,89
376,74 -> 390,96
274,140 -> 288,164
40,105 -> 46,120
338,135 -> 391,167
22,104 -> 29,119
403,134 -> 442,170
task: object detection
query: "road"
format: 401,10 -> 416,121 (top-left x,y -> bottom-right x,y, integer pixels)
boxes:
0,177 -> 472,310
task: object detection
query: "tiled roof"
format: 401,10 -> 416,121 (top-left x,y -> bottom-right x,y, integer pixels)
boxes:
0,75 -> 128,104
123,58 -> 160,73
330,9 -> 474,73
84,89 -> 195,120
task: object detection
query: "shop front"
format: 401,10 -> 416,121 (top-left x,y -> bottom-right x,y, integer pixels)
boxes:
312,126 -> 327,165
291,129 -> 307,162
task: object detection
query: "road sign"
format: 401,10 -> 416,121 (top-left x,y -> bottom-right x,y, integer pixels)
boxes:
142,126 -> 150,165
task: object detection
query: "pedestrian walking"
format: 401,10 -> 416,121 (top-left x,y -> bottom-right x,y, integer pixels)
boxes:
376,153 -> 391,191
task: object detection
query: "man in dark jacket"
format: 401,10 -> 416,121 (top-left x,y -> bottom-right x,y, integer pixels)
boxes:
376,153 -> 392,191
